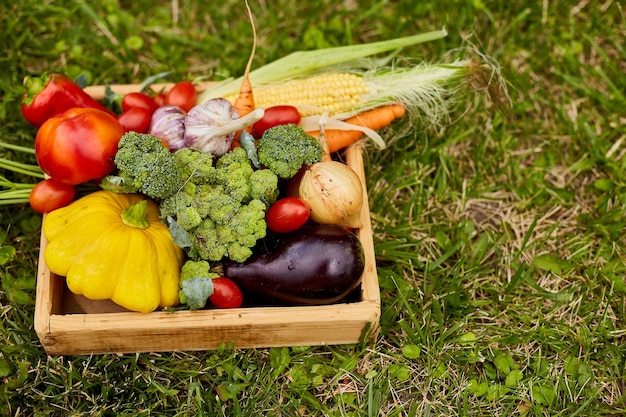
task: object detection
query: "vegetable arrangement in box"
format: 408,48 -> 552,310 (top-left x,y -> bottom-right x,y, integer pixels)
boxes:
1,21 -> 507,315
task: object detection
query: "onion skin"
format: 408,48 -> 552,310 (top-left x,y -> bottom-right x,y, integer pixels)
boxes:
224,225 -> 365,305
298,161 -> 363,228
148,105 -> 187,151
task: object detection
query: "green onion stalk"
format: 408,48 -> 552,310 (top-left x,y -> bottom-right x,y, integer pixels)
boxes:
0,141 -> 43,205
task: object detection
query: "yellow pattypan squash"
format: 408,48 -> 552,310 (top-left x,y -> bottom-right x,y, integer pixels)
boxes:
42,190 -> 185,313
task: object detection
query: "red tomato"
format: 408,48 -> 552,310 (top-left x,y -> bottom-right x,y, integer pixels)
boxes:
118,107 -> 152,133
29,178 -> 76,214
165,81 -> 197,112
153,93 -> 167,107
35,107 -> 124,185
121,92 -> 159,115
252,105 -> 301,138
266,197 -> 311,233
209,277 -> 243,309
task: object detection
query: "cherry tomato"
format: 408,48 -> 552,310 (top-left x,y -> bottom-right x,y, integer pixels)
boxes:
153,93 -> 167,107
165,81 -> 197,112
209,277 -> 243,309
121,92 -> 159,115
29,178 -> 76,214
252,105 -> 301,138
118,107 -> 152,133
266,197 -> 311,233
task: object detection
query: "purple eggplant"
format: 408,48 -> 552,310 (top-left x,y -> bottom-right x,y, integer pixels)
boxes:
223,224 -> 365,305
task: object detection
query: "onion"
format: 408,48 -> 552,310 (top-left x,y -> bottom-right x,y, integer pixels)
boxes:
149,105 -> 187,151
298,160 -> 363,228
296,111 -> 364,228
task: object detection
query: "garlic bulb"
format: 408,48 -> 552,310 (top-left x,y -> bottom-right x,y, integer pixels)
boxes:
149,105 -> 187,151
298,160 -> 363,228
184,98 -> 264,156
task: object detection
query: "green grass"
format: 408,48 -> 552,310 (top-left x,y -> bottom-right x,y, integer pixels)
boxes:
2,0 -> 626,415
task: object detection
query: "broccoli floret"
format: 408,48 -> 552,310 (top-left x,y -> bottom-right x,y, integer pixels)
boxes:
225,241 -> 253,265
250,169 -> 279,205
189,184 -> 212,219
159,181 -> 196,218
200,186 -> 238,223
173,148 -> 215,185
216,146 -> 249,168
214,147 -> 255,201
192,198 -> 268,263
194,218 -> 227,261
230,199 -> 267,248
176,206 -> 203,230
257,124 -> 323,179
178,260 -> 219,309
108,132 -> 186,200
180,260 -> 216,282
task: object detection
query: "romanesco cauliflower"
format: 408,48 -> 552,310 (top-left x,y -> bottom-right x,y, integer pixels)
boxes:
161,146 -> 279,263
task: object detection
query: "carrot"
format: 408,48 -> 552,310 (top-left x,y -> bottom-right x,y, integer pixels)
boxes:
233,0 -> 257,118
229,0 -> 257,151
307,103 -> 406,153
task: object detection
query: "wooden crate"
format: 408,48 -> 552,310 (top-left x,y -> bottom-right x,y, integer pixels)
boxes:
33,88 -> 380,354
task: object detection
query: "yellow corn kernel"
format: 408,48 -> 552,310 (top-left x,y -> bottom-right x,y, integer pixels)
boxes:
224,73 -> 370,117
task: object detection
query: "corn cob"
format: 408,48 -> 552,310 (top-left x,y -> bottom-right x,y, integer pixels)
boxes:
217,59 -> 507,139
223,73 -> 371,117
198,30 -> 449,105
220,60 -> 492,122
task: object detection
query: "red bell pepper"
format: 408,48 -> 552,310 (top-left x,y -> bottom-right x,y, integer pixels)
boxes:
21,73 -> 116,127
35,108 -> 124,185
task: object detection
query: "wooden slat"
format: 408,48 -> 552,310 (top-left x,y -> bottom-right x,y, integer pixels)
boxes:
39,301 -> 379,355
346,143 -> 380,305
82,81 -> 216,101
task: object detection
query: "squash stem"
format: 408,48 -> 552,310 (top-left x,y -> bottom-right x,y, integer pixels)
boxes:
121,200 -> 150,229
